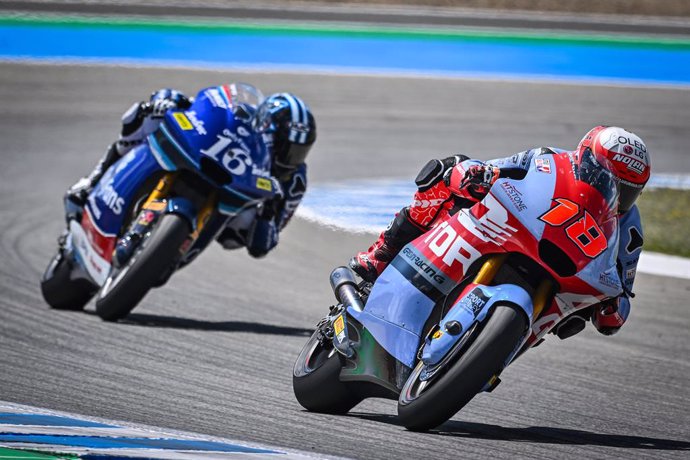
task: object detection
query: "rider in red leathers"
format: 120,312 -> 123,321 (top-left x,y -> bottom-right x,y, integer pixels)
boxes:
350,126 -> 650,338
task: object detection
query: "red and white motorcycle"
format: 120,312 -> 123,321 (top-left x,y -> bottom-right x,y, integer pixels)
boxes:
293,148 -> 624,431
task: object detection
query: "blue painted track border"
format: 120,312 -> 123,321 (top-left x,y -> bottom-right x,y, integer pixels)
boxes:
1,16 -> 689,87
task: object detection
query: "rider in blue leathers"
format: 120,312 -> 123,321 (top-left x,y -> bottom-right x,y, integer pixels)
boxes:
350,126 -> 649,338
66,85 -> 316,258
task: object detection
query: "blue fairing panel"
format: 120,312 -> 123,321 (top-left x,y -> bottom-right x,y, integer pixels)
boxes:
421,284 -> 533,366
349,263 -> 436,368
86,145 -> 163,235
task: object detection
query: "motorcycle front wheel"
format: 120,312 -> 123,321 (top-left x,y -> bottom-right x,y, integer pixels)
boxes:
397,303 -> 528,431
95,213 -> 190,322
293,329 -> 362,414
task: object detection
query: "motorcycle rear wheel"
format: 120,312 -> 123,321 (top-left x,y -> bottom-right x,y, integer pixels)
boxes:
95,214 -> 190,322
41,251 -> 97,310
293,330 -> 362,414
397,303 -> 528,431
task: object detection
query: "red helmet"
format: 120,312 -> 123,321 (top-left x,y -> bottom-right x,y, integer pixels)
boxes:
576,126 -> 651,213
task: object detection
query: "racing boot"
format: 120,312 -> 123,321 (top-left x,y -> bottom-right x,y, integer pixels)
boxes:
64,143 -> 120,209
349,208 -> 425,282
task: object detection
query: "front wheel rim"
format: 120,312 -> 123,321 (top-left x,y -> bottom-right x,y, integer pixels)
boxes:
400,361 -> 431,405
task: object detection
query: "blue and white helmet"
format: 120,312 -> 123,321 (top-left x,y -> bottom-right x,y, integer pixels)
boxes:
253,93 -> 316,170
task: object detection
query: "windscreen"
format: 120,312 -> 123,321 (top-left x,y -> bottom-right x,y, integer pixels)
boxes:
228,82 -> 264,109
575,148 -> 620,214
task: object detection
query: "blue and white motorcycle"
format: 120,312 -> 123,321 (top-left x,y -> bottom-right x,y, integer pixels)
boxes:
41,84 -> 277,321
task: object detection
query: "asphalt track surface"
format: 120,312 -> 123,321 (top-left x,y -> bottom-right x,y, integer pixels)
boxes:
1,63 -> 690,459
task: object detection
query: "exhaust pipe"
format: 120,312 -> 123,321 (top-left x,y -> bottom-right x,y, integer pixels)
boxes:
329,266 -> 364,312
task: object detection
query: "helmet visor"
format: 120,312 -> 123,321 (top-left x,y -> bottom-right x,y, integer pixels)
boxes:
619,180 -> 643,213
278,142 -> 312,168
576,148 -> 620,213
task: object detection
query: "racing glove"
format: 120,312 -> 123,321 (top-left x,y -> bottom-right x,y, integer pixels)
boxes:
445,160 -> 500,202
116,89 -> 191,155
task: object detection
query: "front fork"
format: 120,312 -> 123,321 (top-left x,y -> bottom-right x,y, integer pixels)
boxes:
113,172 -> 217,266
472,253 -> 553,391
473,254 -> 553,321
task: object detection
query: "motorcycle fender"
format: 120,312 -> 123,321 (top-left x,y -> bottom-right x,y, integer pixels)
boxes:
421,283 -> 533,367
165,197 -> 198,231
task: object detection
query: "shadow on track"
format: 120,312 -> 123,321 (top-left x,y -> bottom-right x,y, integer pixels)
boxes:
348,413 -> 690,451
99,312 -> 313,336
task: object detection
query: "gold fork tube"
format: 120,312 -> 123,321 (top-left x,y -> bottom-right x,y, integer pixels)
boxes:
143,172 -> 178,209
473,254 -> 508,285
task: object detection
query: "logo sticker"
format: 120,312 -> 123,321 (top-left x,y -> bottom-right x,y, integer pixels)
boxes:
535,158 -> 551,173
185,111 -> 207,136
256,177 -> 272,191
333,315 -> 346,342
173,112 -> 193,131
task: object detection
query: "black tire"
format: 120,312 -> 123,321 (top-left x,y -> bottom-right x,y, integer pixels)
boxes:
40,251 -> 97,310
95,214 -> 190,322
398,303 -> 528,431
293,330 -> 362,414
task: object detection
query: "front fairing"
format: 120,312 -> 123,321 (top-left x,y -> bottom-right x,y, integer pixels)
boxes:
154,86 -> 276,201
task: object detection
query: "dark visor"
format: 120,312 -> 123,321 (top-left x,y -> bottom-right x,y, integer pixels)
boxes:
279,142 -> 312,168
619,181 -> 643,213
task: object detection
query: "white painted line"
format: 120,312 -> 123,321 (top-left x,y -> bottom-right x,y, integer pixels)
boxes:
0,402 -> 345,460
638,251 -> 690,279
2,57 -> 690,91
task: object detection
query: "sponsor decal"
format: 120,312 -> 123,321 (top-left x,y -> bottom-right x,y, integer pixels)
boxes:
601,129 -> 649,174
459,288 -> 489,317
457,193 -> 517,245
205,88 -> 228,109
535,157 -> 551,173
598,270 -> 620,289
612,153 -> 646,175
333,315 -> 346,342
172,112 -> 193,131
87,193 -> 102,220
96,179 -> 126,215
138,210 -> 156,225
500,182 -> 527,212
402,246 -> 447,285
256,177 -> 272,191
237,126 -> 250,137
185,111 -> 207,136
424,221 -> 482,270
